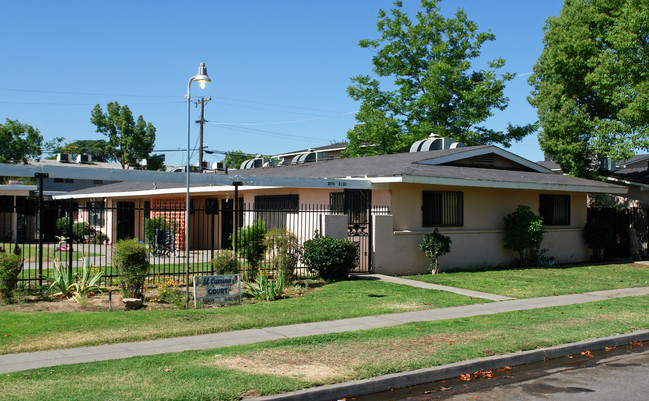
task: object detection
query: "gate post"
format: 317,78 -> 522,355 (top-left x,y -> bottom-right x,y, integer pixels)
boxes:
35,172 -> 48,287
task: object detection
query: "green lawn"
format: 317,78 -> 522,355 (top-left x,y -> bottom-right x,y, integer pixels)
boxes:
0,279 -> 484,354
406,263 -> 649,298
2,295 -> 648,401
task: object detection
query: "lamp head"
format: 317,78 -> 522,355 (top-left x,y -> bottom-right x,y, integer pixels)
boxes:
194,62 -> 211,89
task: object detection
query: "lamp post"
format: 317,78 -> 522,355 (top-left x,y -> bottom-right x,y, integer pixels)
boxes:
186,62 -> 211,305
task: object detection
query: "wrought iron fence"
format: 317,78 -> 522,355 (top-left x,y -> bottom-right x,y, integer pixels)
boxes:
0,199 -> 389,290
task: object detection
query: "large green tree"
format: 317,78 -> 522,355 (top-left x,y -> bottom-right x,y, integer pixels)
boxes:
90,102 -> 156,169
0,119 -> 44,163
529,0 -> 649,178
345,0 -> 534,157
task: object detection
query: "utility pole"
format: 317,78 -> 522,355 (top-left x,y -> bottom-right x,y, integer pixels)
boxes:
195,97 -> 211,171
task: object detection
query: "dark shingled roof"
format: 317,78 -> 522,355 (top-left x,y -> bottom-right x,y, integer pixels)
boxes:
61,145 -> 623,196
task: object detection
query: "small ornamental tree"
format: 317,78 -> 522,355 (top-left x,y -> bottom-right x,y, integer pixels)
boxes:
301,236 -> 357,282
112,238 -> 149,300
235,219 -> 267,272
263,228 -> 300,281
419,228 -> 452,274
503,205 -> 545,266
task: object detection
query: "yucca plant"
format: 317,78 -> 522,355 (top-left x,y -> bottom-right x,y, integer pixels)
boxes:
46,259 -> 107,303
247,270 -> 285,301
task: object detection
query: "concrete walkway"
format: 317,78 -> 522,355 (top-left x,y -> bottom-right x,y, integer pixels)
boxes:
2,280 -> 649,374
358,274 -> 515,301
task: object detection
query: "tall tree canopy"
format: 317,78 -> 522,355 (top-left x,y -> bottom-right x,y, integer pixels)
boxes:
90,102 -> 156,169
345,0 -> 534,157
529,0 -> 649,178
0,119 -> 44,163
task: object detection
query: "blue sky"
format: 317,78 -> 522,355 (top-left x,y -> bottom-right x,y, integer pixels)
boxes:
1,0 -> 563,167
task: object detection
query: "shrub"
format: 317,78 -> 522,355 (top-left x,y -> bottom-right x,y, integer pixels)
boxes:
113,238 -> 149,300
56,217 -> 71,237
55,218 -> 92,242
419,228 -> 452,274
584,221 -> 614,262
235,219 -> 267,271
211,250 -> 239,275
92,231 -> 109,245
73,222 -> 93,242
144,217 -> 174,244
0,246 -> 23,303
301,236 -> 356,282
263,228 -> 300,280
503,205 -> 545,266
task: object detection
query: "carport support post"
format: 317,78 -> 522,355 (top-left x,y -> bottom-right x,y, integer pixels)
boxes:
232,182 -> 242,256
35,172 -> 48,287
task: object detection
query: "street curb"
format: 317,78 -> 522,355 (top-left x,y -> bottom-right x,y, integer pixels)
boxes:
249,329 -> 649,401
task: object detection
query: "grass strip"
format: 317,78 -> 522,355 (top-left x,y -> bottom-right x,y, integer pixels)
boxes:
406,263 -> 649,298
2,295 -> 648,401
0,279 -> 483,354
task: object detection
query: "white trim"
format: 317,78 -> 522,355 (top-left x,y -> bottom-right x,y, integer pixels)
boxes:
605,176 -> 649,190
416,146 -> 553,173
54,185 -> 283,200
401,175 -> 627,194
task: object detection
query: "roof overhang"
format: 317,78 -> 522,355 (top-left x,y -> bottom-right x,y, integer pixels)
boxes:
0,163 -> 371,191
400,175 -> 627,194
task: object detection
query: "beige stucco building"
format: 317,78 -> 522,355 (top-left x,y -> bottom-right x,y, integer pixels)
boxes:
54,145 -> 625,275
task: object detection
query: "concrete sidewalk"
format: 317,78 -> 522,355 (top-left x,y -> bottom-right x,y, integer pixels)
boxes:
3,284 -> 649,374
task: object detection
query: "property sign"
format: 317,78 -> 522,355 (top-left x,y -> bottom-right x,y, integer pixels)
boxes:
192,274 -> 241,308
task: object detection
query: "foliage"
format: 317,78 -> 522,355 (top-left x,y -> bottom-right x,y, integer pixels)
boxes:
528,0 -> 649,178
263,228 -> 300,280
144,217 -> 174,244
301,235 -> 357,282
55,139 -> 113,162
112,239 -> 149,299
503,205 -> 545,267
344,0 -> 534,157
91,231 -> 108,245
584,221 -> 614,261
235,219 -> 267,271
55,217 -> 71,237
247,270 -> 285,301
140,153 -> 166,171
151,278 -> 186,308
211,250 -> 239,275
55,218 -> 92,241
46,260 -> 106,304
0,118 -> 44,163
419,228 -> 452,274
0,246 -> 23,302
90,102 -> 157,169
223,150 -> 255,169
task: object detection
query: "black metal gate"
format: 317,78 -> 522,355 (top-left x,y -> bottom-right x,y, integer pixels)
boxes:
330,189 -> 373,273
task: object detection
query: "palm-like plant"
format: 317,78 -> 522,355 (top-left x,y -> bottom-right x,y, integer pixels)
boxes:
47,259 -> 107,303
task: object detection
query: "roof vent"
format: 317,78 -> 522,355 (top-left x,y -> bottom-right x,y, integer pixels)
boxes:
240,158 -> 264,169
56,153 -> 71,163
291,152 -> 317,165
76,154 -> 92,164
409,133 -> 464,152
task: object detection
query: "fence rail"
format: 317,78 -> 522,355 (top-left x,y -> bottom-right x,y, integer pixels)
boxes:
0,199 -> 389,289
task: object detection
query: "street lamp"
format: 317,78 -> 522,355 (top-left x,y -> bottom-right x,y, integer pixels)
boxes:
186,62 -> 211,305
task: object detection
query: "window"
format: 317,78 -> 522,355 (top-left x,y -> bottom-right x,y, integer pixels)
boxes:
86,201 -> 105,227
422,191 -> 463,227
539,195 -> 570,225
254,195 -> 299,229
